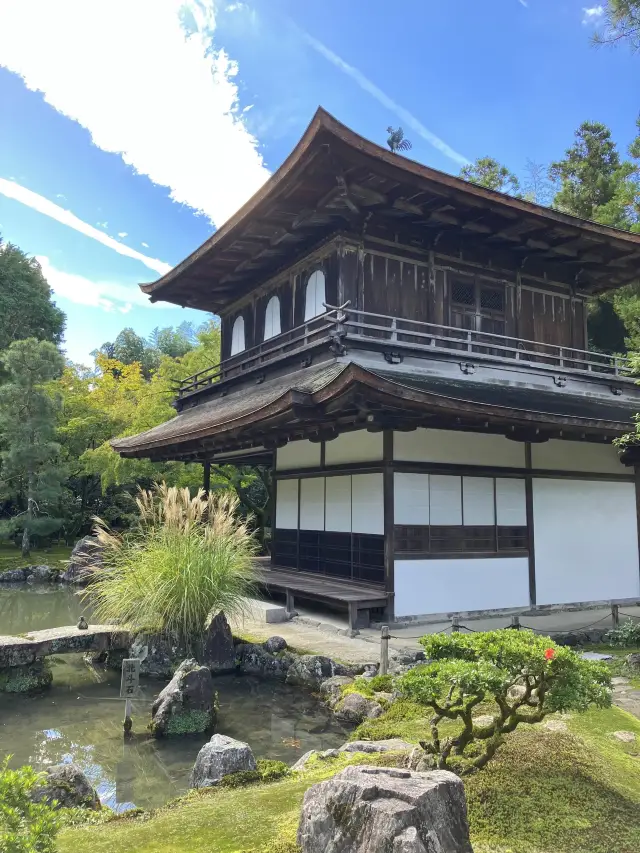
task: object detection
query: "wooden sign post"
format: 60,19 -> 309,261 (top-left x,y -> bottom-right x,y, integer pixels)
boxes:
120,658 -> 140,735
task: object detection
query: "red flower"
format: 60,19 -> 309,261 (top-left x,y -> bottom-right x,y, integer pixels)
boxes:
544,648 -> 556,660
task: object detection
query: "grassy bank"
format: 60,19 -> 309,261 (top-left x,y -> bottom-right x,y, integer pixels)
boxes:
58,702 -> 640,853
0,542 -> 72,572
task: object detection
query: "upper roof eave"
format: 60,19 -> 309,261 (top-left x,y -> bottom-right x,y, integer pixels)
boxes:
141,107 -> 640,304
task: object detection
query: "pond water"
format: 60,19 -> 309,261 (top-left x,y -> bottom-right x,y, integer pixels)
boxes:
0,585 -> 352,811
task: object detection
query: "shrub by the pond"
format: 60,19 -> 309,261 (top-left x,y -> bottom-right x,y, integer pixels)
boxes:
398,630 -> 611,776
83,484 -> 258,654
605,618 -> 640,648
0,758 -> 61,853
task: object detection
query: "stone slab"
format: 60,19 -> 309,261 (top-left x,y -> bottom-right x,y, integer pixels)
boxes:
246,598 -> 290,624
0,625 -> 131,667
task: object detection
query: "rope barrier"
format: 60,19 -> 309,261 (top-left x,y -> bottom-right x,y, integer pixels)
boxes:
618,611 -> 640,621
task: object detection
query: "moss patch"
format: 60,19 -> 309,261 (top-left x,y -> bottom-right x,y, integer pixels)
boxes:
163,709 -> 214,736
0,660 -> 52,693
0,543 -> 72,572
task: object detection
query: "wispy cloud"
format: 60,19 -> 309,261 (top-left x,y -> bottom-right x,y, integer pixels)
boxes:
297,28 -> 470,167
582,5 -> 604,24
118,231 -> 128,238
518,1 -> 528,7
0,0 -> 270,227
0,178 -> 171,275
37,256 -> 173,314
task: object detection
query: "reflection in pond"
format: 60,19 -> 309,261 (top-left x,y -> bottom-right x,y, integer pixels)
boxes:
0,585 -> 351,810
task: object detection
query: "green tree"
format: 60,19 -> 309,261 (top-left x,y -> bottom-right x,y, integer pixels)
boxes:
0,241 -> 65,352
593,1 -> 640,50
0,758 -> 61,853
398,630 -> 611,776
460,157 -> 521,195
0,339 -> 66,556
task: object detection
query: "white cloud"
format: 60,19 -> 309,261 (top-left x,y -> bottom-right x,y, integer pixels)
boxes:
142,242 -> 150,248
118,231 -> 128,238
298,28 -> 470,168
0,178 -> 172,275
518,1 -> 528,7
37,256 -> 174,314
582,5 -> 604,24
0,0 -> 270,227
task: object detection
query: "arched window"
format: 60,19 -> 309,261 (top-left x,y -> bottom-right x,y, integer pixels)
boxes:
304,270 -> 326,321
264,296 -> 281,340
230,315 -> 245,356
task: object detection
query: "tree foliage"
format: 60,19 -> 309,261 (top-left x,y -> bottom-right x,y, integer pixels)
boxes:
0,340 -> 66,555
398,630 -> 611,776
460,157 -> 521,195
594,1 -> 640,50
0,241 -> 65,352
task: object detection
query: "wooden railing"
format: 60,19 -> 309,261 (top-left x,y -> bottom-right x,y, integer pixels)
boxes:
341,308 -> 631,378
175,305 -> 631,400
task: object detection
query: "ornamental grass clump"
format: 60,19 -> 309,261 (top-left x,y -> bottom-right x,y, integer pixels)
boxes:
83,484 -> 259,654
398,629 -> 612,776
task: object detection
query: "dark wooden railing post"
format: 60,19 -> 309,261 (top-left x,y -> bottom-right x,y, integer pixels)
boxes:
203,461 -> 211,496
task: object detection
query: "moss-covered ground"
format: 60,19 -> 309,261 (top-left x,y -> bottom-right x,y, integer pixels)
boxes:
0,542 -> 72,573
58,697 -> 640,853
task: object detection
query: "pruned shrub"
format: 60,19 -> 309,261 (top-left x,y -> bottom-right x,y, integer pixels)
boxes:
0,758 -> 61,853
605,618 -> 640,647
398,630 -> 611,776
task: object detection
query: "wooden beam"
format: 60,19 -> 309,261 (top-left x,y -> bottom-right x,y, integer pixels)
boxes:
383,429 -> 395,621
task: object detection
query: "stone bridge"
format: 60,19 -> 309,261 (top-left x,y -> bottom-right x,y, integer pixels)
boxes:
0,625 -> 131,692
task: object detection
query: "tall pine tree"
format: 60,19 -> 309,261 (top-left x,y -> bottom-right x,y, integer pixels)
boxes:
0,339 -> 66,555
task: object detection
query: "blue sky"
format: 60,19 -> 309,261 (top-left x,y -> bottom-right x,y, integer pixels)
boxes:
0,0 -> 637,365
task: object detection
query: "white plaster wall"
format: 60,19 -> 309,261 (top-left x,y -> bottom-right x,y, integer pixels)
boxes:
276,439 -> 321,471
276,479 -> 298,529
351,473 -> 384,534
299,477 -> 325,531
394,428 -> 525,467
531,440 -> 624,475
394,473 -> 430,525
429,475 -> 462,525
462,477 -> 495,525
533,478 -> 640,605
325,476 -> 352,532
394,558 -> 530,617
325,430 -> 383,466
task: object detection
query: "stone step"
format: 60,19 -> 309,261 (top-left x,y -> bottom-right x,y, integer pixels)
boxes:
245,598 -> 291,624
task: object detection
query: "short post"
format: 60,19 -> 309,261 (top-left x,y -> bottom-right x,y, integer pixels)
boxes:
120,658 -> 140,736
380,625 -> 390,676
451,615 -> 460,633
510,615 -> 521,630
612,603 -> 620,630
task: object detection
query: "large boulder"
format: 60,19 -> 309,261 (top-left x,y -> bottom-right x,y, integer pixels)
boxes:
340,739 -> 415,754
32,763 -> 100,810
297,765 -> 473,853
626,652 -> 640,671
0,660 -> 52,693
60,536 -> 103,584
236,643 -> 293,678
334,692 -> 383,723
264,636 -> 288,654
202,611 -> 236,674
128,633 -> 180,678
286,655 -> 351,689
191,734 -> 256,788
150,658 -> 216,737
27,565 -> 57,583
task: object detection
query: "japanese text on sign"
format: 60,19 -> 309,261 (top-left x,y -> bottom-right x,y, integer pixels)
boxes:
120,658 -> 140,699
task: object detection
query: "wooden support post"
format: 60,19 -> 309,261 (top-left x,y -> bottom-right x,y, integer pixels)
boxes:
383,430 -> 395,623
123,699 -> 133,736
451,616 -> 460,633
285,589 -> 295,616
348,601 -> 359,635
525,443 -> 537,607
203,460 -> 211,496
380,625 -> 390,676
510,615 -> 521,630
612,603 -> 619,630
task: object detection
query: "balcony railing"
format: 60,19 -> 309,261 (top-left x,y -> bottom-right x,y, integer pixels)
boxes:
175,305 -> 632,401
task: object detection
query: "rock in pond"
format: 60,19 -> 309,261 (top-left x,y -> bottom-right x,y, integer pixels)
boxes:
191,734 -> 256,788
264,636 -> 288,654
340,738 -> 414,754
285,655 -> 351,689
27,565 -> 58,583
0,660 -> 52,693
202,611 -> 236,674
0,567 -> 27,583
297,765 -> 473,853
236,643 -> 292,678
150,659 -> 216,737
334,692 -> 383,723
319,675 -> 354,708
32,763 -> 101,810
60,535 -> 103,584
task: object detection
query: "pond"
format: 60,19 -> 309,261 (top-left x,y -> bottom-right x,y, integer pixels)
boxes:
0,584 -> 352,811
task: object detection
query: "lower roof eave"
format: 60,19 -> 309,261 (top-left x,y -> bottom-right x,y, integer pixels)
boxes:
111,362 -> 635,462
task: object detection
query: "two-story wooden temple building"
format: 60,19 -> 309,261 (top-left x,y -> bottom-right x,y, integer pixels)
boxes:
114,108 -> 640,629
